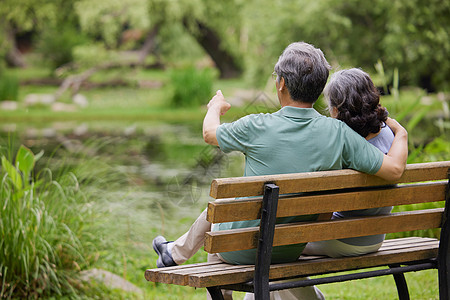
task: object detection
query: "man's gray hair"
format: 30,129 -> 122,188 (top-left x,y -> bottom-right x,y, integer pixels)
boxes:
274,42 -> 331,103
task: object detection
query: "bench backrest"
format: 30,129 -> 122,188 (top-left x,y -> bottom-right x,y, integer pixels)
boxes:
205,161 -> 450,254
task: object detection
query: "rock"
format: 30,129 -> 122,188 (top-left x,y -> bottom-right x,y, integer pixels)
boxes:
73,93 -> 89,108
124,125 -> 137,136
24,94 -> 39,106
42,128 -> 56,138
0,101 -> 18,110
80,268 -> 142,294
2,124 -> 17,132
74,123 -> 89,136
40,94 -> 56,105
25,128 -> 39,139
24,94 -> 55,107
51,102 -> 77,112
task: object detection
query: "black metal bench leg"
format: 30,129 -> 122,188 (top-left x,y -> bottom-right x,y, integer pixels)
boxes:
254,184 -> 280,300
438,168 -> 450,300
207,287 -> 225,300
389,264 -> 410,300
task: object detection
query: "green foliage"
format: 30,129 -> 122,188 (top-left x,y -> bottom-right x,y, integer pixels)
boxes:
0,145 -> 93,298
408,136 -> 450,163
382,0 -> 450,90
0,71 -> 19,101
72,43 -> 120,68
242,0 -> 450,90
170,67 -> 215,107
0,0 -> 62,32
75,0 -> 150,49
156,23 -> 206,64
36,25 -> 87,69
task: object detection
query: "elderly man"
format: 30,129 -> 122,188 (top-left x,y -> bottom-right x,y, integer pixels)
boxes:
153,42 -> 408,299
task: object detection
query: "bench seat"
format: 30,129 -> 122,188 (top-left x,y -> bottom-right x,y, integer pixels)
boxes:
145,237 -> 439,288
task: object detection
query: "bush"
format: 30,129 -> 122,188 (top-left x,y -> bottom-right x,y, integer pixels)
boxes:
0,145 -> 95,298
170,66 -> 215,107
0,71 -> 19,101
36,25 -> 86,70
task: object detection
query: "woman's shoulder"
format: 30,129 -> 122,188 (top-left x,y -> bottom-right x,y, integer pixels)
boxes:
368,124 -> 395,153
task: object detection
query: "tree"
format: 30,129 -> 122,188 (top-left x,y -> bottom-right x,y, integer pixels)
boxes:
241,0 -> 450,90
0,0 -> 82,68
382,0 -> 450,91
148,0 -> 244,78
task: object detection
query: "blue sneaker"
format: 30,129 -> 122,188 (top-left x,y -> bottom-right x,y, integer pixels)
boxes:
152,236 -> 178,268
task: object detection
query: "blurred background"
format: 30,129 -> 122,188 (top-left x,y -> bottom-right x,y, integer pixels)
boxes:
0,0 -> 448,299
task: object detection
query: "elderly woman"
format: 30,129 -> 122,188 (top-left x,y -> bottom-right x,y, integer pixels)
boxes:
303,68 -> 396,258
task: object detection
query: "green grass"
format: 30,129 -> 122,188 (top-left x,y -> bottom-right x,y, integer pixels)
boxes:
319,269 -> 438,299
0,145 -> 99,298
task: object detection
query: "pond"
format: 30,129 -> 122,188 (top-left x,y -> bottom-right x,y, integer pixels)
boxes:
0,120 -> 245,258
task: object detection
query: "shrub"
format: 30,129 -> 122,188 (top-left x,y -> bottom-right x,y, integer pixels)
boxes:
36,25 -> 86,70
170,66 -> 215,107
0,71 -> 19,101
0,145 -> 94,298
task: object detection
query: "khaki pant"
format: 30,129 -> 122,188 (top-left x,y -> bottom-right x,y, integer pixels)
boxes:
170,208 -> 324,300
171,208 -> 211,264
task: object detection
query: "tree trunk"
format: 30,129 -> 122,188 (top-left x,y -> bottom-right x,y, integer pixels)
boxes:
184,19 -> 242,79
138,24 -> 161,66
4,25 -> 26,68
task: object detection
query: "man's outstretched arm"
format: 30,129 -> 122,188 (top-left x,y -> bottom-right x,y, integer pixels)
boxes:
374,118 -> 408,181
203,90 -> 231,146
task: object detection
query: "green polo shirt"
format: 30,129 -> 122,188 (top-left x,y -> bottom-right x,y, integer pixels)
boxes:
214,106 -> 384,265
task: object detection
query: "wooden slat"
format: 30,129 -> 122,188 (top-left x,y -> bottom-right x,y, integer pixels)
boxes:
209,161 -> 450,199
145,262 -> 222,284
145,238 -> 438,287
189,238 -> 439,287
171,264 -> 249,286
380,237 -> 437,249
204,208 -> 443,253
207,181 -> 447,223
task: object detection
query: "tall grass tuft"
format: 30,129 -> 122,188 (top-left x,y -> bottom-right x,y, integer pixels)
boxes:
0,71 -> 19,101
170,66 -> 215,107
0,145 -> 93,298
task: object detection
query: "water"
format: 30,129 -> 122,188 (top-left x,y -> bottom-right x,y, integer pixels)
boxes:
0,120 -> 245,238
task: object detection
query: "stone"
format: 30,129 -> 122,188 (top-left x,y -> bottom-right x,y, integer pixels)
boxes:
124,125 -> 137,136
74,123 -> 89,136
2,124 -> 17,132
24,94 -> 39,106
24,94 -> 55,107
73,94 -> 89,108
80,268 -> 142,294
0,101 -> 18,110
52,102 -> 77,112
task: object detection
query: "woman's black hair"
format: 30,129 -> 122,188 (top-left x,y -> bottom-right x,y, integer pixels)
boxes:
324,68 -> 388,138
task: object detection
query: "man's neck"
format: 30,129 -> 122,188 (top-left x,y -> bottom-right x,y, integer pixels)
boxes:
280,98 -> 314,108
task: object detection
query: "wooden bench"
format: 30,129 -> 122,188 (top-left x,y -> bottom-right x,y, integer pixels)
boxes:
146,161 -> 450,299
